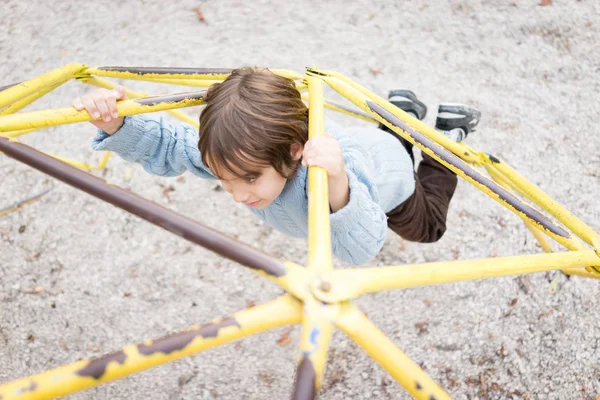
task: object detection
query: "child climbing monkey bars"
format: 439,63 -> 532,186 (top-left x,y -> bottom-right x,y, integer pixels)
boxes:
0,64 -> 599,400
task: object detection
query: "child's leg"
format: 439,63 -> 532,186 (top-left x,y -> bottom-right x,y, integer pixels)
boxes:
386,100 -> 481,243
386,153 -> 457,242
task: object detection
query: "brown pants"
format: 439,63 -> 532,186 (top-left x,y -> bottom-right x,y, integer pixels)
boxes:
386,153 -> 457,243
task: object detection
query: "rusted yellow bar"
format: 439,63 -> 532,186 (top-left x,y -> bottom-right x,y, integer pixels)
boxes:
336,303 -> 452,400
0,295 -> 302,400
0,81 -> 68,116
300,92 -> 377,123
486,154 -> 600,249
305,75 -> 332,272
0,64 -> 87,110
486,158 -> 600,272
84,66 -> 232,82
484,163 -> 600,276
96,151 -> 112,169
485,163 -> 565,253
0,92 -> 206,132
331,250 -> 600,299
81,77 -> 200,128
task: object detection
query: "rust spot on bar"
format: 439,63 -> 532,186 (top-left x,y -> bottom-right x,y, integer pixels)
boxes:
292,356 -> 317,400
97,66 -> 233,75
134,92 -> 207,107
416,382 -> 422,390
137,317 -> 240,356
305,68 -> 327,77
17,382 -> 37,394
430,396 -> 437,400
488,154 -> 501,163
75,350 -> 127,379
367,101 -> 571,239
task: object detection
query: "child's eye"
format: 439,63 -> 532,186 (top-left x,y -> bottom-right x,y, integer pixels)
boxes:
245,177 -> 258,184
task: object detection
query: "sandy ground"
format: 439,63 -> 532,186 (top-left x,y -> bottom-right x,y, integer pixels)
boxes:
1,1 -> 600,399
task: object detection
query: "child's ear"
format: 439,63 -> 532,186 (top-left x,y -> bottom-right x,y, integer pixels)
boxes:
290,143 -> 303,160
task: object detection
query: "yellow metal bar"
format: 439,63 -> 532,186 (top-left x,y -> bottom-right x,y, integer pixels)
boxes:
0,92 -> 206,132
310,68 -> 481,164
0,295 -> 302,400
486,163 -> 600,275
96,151 -> 112,169
293,298 -> 337,397
0,81 -> 68,116
300,92 -> 378,123
270,69 -> 304,80
487,154 -> 600,249
330,250 -> 600,299
81,77 -> 200,128
305,75 -> 332,272
561,267 -> 600,279
524,220 -> 554,253
44,152 -> 93,171
485,164 -> 562,253
336,303 -> 451,400
0,188 -> 52,217
0,64 -> 86,110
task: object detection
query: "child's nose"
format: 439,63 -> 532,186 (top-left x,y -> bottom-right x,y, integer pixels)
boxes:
232,190 -> 250,203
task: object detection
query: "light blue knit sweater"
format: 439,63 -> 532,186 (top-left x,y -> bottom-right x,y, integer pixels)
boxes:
92,115 -> 415,265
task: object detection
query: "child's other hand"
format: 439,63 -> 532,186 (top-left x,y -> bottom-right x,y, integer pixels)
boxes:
301,133 -> 346,180
72,86 -> 127,135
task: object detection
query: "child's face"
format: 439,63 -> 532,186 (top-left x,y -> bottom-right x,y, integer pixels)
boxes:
218,165 -> 289,209
213,144 -> 303,209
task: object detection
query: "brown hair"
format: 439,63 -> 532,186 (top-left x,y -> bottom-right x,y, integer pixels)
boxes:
198,67 -> 308,180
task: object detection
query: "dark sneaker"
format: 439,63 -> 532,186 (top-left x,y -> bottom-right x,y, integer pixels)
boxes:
379,89 -> 428,166
387,89 -> 428,121
435,103 -> 481,142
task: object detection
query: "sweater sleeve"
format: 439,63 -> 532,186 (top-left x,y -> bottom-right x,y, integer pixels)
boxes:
92,114 -> 216,179
329,130 -> 388,266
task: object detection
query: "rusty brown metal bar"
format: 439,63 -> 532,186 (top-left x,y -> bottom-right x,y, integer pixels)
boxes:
291,356 -> 317,400
0,136 -> 287,278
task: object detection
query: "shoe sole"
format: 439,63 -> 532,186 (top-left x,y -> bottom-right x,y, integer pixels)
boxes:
387,89 -> 428,120
435,104 -> 481,133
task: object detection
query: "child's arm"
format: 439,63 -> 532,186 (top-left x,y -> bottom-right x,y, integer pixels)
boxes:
303,131 -> 387,265
73,87 -> 215,179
